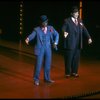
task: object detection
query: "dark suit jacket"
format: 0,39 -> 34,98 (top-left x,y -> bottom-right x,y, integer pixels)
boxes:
62,17 -> 91,49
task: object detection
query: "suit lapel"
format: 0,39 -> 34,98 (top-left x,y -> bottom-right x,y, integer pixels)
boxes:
69,18 -> 79,33
38,27 -> 44,45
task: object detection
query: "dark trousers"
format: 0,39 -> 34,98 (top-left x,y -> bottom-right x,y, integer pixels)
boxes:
64,48 -> 80,75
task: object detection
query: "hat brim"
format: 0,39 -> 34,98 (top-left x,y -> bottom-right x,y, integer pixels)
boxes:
42,19 -> 48,23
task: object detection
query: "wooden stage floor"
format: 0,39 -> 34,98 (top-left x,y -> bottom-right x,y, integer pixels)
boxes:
0,39 -> 100,99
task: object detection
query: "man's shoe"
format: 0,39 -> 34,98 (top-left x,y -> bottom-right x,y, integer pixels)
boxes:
65,75 -> 70,78
34,81 -> 39,86
72,73 -> 79,78
45,80 -> 55,83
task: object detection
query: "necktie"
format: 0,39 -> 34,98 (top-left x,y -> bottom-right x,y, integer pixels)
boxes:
42,27 -> 47,34
75,19 -> 78,25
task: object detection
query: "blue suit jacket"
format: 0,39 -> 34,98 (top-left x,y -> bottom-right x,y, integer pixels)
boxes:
62,17 -> 91,49
27,25 -> 59,55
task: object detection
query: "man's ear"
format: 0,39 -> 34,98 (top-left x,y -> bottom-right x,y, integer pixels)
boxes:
70,13 -> 73,17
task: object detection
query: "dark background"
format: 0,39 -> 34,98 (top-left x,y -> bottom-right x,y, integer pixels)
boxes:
0,0 -> 100,58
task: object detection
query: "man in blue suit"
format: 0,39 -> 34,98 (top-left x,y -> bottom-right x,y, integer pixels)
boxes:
25,15 -> 59,85
62,6 -> 92,78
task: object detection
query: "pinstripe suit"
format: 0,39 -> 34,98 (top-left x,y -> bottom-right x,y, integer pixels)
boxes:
62,17 -> 91,76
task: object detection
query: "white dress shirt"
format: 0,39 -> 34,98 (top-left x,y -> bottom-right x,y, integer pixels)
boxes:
71,17 -> 78,25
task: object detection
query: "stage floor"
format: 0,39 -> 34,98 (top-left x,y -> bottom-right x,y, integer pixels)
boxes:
0,39 -> 100,99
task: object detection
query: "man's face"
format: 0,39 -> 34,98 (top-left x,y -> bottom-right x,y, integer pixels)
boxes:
41,21 -> 48,27
72,12 -> 79,19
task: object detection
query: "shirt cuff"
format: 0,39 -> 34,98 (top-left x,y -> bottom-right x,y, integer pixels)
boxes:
54,42 -> 57,45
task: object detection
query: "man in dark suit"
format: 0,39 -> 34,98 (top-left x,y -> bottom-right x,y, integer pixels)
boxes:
62,6 -> 92,78
25,15 -> 59,85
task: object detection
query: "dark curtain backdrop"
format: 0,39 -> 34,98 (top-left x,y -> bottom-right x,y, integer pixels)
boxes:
0,0 -> 100,58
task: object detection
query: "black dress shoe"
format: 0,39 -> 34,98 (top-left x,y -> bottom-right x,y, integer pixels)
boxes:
44,80 -> 55,83
65,75 -> 70,78
72,73 -> 79,78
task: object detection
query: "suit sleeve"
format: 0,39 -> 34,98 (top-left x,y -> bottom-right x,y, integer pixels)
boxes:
62,19 -> 68,33
79,19 -> 91,39
50,26 -> 59,45
82,26 -> 91,39
27,29 -> 37,42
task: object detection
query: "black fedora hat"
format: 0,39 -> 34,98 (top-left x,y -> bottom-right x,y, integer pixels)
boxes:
40,15 -> 48,23
71,6 -> 79,13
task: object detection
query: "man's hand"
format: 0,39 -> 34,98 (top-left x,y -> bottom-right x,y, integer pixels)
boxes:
88,38 -> 92,44
53,43 -> 58,50
64,32 -> 68,38
25,38 -> 29,45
